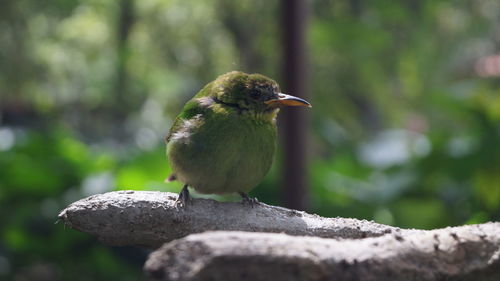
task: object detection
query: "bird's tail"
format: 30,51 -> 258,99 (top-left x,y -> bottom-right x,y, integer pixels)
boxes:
164,174 -> 177,182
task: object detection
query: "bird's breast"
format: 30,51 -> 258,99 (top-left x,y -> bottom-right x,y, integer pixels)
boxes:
167,112 -> 277,194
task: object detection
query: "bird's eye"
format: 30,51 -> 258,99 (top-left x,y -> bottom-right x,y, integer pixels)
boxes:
249,90 -> 260,100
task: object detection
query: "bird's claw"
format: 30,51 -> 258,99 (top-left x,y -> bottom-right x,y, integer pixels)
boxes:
175,185 -> 191,207
174,196 -> 190,207
239,192 -> 259,208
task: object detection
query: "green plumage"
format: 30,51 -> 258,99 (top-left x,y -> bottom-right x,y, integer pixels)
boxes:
166,71 -> 309,202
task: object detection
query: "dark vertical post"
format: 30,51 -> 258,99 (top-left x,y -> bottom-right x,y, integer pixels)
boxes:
281,0 -> 310,210
114,0 -> 134,118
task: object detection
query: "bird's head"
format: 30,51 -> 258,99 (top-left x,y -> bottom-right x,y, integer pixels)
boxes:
212,71 -> 311,114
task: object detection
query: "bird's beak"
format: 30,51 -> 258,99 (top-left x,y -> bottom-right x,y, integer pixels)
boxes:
264,93 -> 312,107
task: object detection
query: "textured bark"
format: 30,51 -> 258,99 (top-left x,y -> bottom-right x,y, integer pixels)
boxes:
59,191 -> 500,281
58,190 -> 410,248
145,227 -> 500,281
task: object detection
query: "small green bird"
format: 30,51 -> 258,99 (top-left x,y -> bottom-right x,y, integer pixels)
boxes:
165,71 -> 310,205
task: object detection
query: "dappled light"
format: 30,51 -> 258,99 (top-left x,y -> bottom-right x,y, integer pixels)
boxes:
1,0 -> 499,280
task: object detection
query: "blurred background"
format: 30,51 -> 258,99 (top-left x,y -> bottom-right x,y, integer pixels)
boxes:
1,0 -> 500,280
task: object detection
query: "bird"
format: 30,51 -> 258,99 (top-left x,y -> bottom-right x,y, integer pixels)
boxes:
165,71 -> 311,206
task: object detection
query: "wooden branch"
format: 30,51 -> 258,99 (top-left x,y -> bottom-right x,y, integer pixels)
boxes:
60,191 -> 500,280
58,190 -> 411,248
144,226 -> 500,281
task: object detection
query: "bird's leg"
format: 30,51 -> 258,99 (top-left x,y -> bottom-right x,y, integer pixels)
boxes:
238,192 -> 259,207
175,185 -> 191,207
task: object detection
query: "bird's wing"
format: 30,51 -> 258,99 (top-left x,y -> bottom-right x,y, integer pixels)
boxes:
165,98 -> 210,143
166,81 -> 218,143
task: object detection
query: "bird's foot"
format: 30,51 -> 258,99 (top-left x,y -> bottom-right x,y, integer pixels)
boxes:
175,185 -> 191,207
239,192 -> 259,207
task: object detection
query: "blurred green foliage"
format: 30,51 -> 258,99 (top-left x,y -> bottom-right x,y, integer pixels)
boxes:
1,0 -> 499,280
